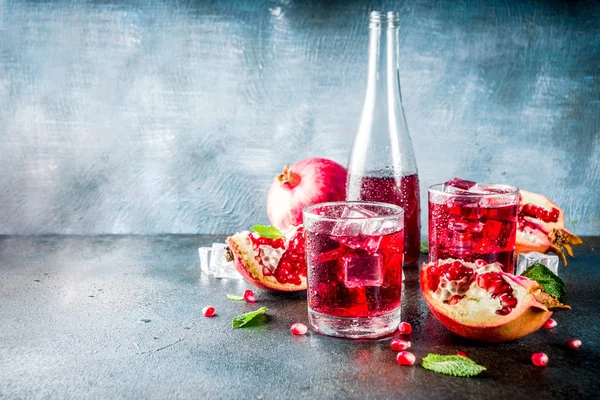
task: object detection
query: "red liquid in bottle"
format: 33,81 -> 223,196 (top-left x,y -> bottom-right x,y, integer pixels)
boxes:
350,173 -> 420,265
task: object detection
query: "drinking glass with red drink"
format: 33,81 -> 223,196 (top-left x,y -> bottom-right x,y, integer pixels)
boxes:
428,179 -> 519,273
303,201 -> 404,339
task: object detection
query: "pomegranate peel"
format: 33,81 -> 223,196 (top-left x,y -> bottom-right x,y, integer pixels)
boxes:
421,259 -> 569,342
517,190 -> 583,266
226,225 -> 307,292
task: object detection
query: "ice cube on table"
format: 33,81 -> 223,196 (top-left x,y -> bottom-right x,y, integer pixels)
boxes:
215,261 -> 242,279
516,251 -> 560,276
199,247 -> 214,276
198,243 -> 242,279
342,253 -> 383,288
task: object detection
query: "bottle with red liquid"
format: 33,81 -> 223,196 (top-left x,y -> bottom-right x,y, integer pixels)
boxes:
346,11 -> 420,265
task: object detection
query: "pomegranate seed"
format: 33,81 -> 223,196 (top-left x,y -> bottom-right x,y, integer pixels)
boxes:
396,351 -> 416,366
456,351 -> 468,358
531,352 -> 548,367
390,338 -> 411,351
290,323 -> 308,335
543,318 -> 557,329
244,290 -> 256,303
565,338 -> 582,350
202,306 -> 216,317
398,322 -> 412,335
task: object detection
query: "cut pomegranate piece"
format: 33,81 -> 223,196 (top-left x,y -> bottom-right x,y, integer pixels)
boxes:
531,352 -> 548,367
226,225 -> 307,292
421,259 -> 570,342
456,351 -> 468,358
396,351 -> 416,366
516,190 -> 582,266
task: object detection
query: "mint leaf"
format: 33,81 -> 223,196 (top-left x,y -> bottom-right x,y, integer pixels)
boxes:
232,307 -> 269,328
521,263 -> 566,301
226,294 -> 244,301
251,225 -> 284,239
422,354 -> 486,377
420,241 -> 429,254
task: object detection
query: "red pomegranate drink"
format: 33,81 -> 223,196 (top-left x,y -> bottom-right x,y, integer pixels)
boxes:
428,179 -> 519,273
348,173 -> 420,265
303,201 -> 404,339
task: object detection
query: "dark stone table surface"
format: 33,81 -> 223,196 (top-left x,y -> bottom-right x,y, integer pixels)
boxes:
1,235 -> 598,399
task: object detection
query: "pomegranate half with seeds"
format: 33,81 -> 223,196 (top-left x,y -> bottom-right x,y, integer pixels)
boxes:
516,190 -> 582,265
226,225 -> 307,292
421,259 -> 570,342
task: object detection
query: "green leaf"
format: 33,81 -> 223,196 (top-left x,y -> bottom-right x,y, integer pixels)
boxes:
420,241 -> 429,254
422,354 -> 486,377
521,263 -> 566,301
251,225 -> 284,239
226,294 -> 244,301
232,307 -> 269,328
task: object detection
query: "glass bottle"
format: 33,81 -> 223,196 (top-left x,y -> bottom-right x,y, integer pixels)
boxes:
346,11 -> 420,265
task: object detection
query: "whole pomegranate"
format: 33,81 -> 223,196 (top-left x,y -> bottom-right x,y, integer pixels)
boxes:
267,158 -> 347,231
516,190 -> 582,265
226,225 -> 307,292
421,259 -> 570,342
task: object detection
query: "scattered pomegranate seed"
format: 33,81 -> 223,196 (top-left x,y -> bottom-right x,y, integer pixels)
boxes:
202,306 -> 216,317
396,351 -> 416,366
531,352 -> 548,367
244,290 -> 256,303
456,351 -> 468,358
390,338 -> 411,351
543,318 -> 557,329
398,322 -> 412,335
290,323 -> 308,335
565,338 -> 582,350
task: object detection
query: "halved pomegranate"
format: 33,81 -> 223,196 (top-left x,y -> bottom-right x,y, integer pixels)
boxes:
421,259 -> 569,342
226,225 -> 307,292
517,190 -> 582,265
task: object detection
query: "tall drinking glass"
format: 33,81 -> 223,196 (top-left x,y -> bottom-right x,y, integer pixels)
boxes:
428,180 -> 519,273
303,201 -> 404,339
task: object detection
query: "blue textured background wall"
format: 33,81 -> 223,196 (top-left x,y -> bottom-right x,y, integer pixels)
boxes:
0,0 -> 598,235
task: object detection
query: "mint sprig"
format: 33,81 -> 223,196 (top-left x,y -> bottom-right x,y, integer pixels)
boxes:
226,294 -> 244,301
232,307 -> 269,328
251,225 -> 284,239
521,263 -> 566,301
420,241 -> 429,254
422,354 -> 486,377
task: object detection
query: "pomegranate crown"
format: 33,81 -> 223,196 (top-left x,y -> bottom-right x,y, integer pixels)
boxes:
277,165 -> 301,188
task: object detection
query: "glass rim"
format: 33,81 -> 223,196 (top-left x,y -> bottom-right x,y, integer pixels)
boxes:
303,201 -> 404,223
428,182 -> 519,199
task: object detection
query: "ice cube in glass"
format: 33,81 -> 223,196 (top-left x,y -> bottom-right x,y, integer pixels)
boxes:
342,253 -> 384,288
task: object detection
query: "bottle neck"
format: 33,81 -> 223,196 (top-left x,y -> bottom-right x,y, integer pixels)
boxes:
348,11 -> 418,178
366,19 -> 403,113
